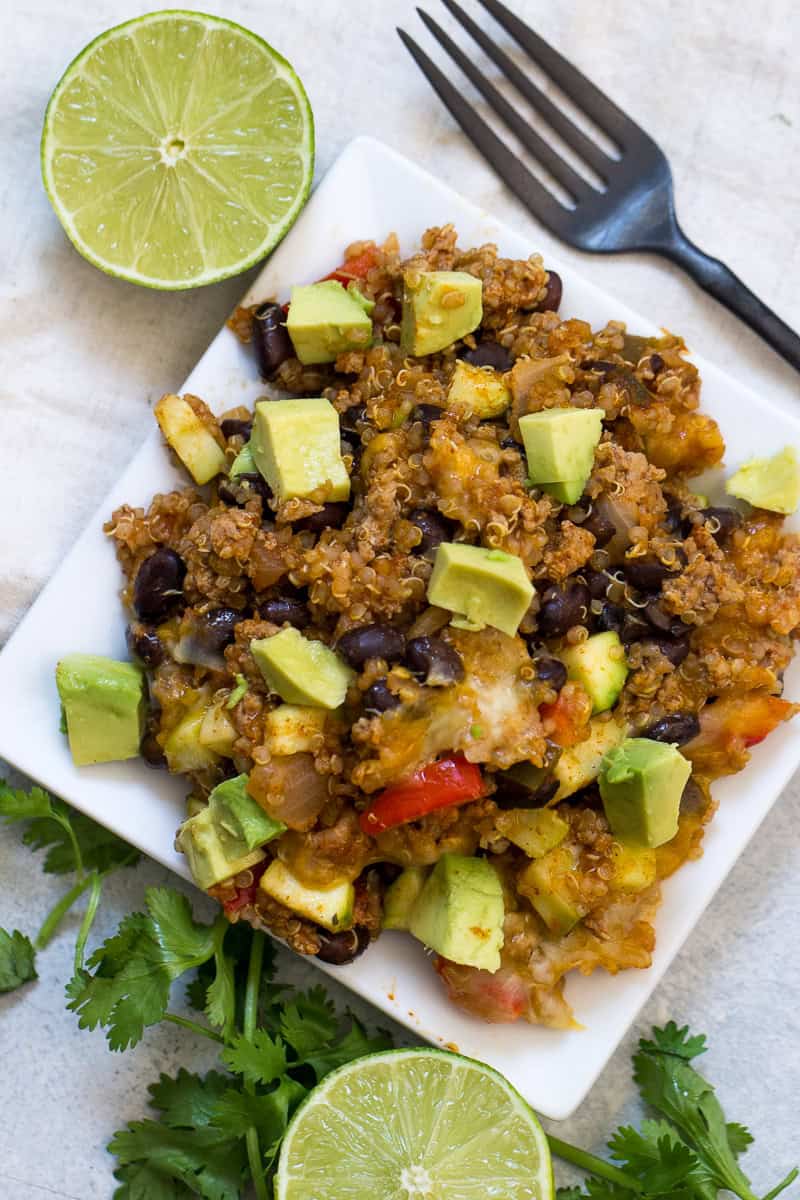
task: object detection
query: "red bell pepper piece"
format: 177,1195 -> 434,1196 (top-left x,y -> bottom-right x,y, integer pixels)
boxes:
359,755 -> 485,835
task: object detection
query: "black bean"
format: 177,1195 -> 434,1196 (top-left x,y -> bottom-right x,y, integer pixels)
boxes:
140,731 -> 167,769
532,655 -> 567,690
294,501 -> 350,534
494,772 -> 559,810
537,270 -> 563,312
581,507 -> 615,548
197,608 -> 241,650
461,341 -> 513,371
581,568 -> 610,600
413,403 -> 445,427
644,601 -> 688,640
315,925 -> 370,965
126,622 -> 164,668
647,634 -> 691,666
623,556 -> 677,591
650,353 -> 665,374
663,492 -> 686,536
405,637 -> 464,686
340,403 -> 367,434
643,711 -> 700,745
409,508 -> 454,556
252,302 -> 293,378
237,472 -> 273,504
337,624 -> 406,668
620,612 -> 652,644
374,861 -> 404,885
537,581 -> 591,638
701,506 -> 741,542
133,548 -> 186,621
594,602 -> 626,635
363,678 -> 401,714
259,596 -> 310,630
500,436 -> 523,451
220,417 -> 253,440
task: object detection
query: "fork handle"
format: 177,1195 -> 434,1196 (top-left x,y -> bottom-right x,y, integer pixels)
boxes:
661,226 -> 800,372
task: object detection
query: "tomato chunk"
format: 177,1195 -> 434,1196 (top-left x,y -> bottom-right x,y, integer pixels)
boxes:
359,755 -> 485,835
321,246 -> 379,285
222,860 -> 267,916
683,692 -> 796,776
435,958 -> 527,1023
539,682 -> 592,748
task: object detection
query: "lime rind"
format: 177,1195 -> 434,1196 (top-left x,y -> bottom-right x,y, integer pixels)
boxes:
275,1047 -> 554,1200
41,10 -> 314,290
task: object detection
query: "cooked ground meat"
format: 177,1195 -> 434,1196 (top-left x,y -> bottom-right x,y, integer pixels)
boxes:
107,227 -> 800,1030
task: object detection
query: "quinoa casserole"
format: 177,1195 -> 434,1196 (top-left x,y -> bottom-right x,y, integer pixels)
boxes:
99,227 -> 800,1030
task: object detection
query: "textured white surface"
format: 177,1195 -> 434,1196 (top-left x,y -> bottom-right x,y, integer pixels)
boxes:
1,0 -> 799,1196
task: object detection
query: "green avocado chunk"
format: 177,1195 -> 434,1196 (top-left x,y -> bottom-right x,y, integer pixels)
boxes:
599,737 -> 691,848
251,397 -> 350,503
400,270 -> 483,356
518,845 -> 586,935
725,445 -> 800,515
286,280 -> 373,364
383,866 -> 429,931
55,654 -> 144,766
559,631 -> 629,714
519,407 -> 603,503
409,853 -> 504,972
251,627 -> 354,709
176,773 -> 285,890
427,543 -> 534,637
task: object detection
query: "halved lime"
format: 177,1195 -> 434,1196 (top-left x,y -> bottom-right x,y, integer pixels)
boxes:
275,1048 -> 554,1200
41,10 -> 314,289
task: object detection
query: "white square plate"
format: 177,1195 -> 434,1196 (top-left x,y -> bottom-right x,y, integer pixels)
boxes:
1,136 -> 798,1120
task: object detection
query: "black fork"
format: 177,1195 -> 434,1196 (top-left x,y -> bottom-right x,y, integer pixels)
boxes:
398,0 -> 800,372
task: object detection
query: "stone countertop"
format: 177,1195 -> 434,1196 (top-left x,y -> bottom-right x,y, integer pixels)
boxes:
1,1 -> 799,1196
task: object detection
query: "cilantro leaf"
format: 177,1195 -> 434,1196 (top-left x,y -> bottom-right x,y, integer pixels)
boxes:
0,928 -> 37,992
113,1161 -> 195,1199
0,782 -> 54,821
148,1071 -> 232,1129
302,1015 -> 392,1082
609,1121 -> 698,1192
278,985 -> 337,1058
727,1122 -> 754,1157
109,1120 -> 247,1200
0,780 -> 139,875
556,1189 -> 585,1200
204,923 -> 235,1039
210,1078 -> 306,1146
638,1021 -> 707,1061
221,1030 -> 288,1086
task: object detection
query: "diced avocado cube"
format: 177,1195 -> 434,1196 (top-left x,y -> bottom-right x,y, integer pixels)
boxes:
347,282 -> 375,315
251,628 -> 354,709
382,866 -> 429,931
599,737 -> 691,848
560,631 -> 629,714
286,280 -> 373,365
250,397 -> 350,503
198,699 -> 238,756
725,446 -> 800,514
611,842 -> 657,893
494,808 -> 569,859
56,654 -> 144,767
518,846 -> 586,935
265,704 -> 327,756
229,440 -> 256,478
164,703 -> 220,772
154,394 -> 227,485
176,805 -> 266,891
209,774 -> 286,852
553,715 -> 628,801
259,860 -> 355,931
400,271 -> 483,357
447,360 -> 511,419
427,543 -> 534,637
408,853 -> 504,973
519,407 -> 603,503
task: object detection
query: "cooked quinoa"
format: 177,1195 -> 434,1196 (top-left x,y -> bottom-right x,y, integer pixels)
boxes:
106,226 -> 800,1029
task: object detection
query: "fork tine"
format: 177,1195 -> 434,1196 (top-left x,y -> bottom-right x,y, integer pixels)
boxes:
477,0 -> 640,147
417,8 -> 593,201
441,0 -> 614,175
397,28 -> 567,227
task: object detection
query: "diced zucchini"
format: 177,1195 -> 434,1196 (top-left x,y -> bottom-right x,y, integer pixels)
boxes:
552,716 -> 627,801
447,359 -> 511,418
518,846 -> 586,935
494,809 -> 569,859
382,866 -> 429,931
229,440 -> 256,478
265,704 -> 326,756
560,631 -> 628,714
611,842 -> 657,893
155,394 -> 227,485
259,860 -> 354,932
199,699 -> 238,756
163,703 -> 219,772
